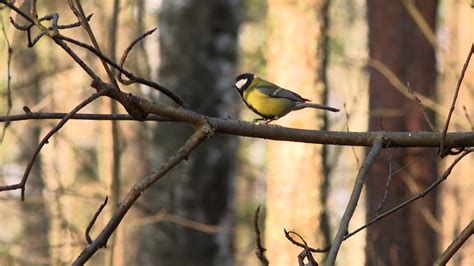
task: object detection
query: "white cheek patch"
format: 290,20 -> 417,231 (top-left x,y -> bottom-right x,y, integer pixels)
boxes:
235,78 -> 248,89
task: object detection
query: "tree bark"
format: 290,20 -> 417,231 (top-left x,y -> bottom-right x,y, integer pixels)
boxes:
366,0 -> 438,265
439,1 -> 474,265
138,1 -> 239,265
265,0 -> 330,264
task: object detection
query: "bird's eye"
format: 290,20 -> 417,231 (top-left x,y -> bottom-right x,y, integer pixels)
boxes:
235,78 -> 247,89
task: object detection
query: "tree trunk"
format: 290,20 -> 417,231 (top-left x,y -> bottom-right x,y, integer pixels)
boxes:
439,1 -> 474,265
13,2 -> 50,263
366,0 -> 438,265
138,1 -> 239,265
265,0 -> 330,264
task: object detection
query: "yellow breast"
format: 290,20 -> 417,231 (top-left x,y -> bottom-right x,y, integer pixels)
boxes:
243,88 -> 296,118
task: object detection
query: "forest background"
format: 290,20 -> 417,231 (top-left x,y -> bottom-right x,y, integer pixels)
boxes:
0,0 -> 473,265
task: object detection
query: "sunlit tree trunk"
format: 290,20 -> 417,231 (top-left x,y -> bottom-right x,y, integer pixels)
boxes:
439,1 -> 474,265
366,0 -> 438,265
138,1 -> 239,265
265,0 -> 331,264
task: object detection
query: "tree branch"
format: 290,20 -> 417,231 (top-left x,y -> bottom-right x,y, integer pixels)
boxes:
440,43 -> 474,156
72,122 -> 215,265
0,91 -> 107,199
254,205 -> 269,266
435,220 -> 473,265
326,137 -> 384,265
1,108 -> 473,148
284,150 -> 472,255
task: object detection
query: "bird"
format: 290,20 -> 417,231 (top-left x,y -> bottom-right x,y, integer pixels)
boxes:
233,73 -> 339,123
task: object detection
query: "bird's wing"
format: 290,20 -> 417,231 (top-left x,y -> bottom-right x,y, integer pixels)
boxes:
254,80 -> 308,102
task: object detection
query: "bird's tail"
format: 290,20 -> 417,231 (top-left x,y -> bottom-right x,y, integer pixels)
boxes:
296,102 -> 340,112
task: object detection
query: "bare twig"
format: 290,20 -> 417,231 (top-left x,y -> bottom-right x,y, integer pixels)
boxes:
4,0 -> 184,111
86,196 -> 109,245
440,44 -> 474,156
401,0 -> 438,49
375,148 -> 396,216
130,209 -> 221,233
57,13 -> 93,29
284,229 -> 329,253
343,103 -> 360,166
69,0 -> 119,90
407,84 -> 437,131
0,11 -> 12,142
107,1 -> 122,263
346,149 -> 472,240
367,58 -> 449,123
253,205 -> 269,266
0,112 -> 172,122
435,220 -> 474,265
118,27 -> 157,85
0,91 -> 107,200
286,149 -> 472,256
73,122 -> 215,265
284,230 -> 318,266
462,106 -> 473,131
59,34 -> 185,106
326,137 -> 384,265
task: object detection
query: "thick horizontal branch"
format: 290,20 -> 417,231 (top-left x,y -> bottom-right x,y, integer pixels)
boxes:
138,100 -> 474,148
2,109 -> 473,148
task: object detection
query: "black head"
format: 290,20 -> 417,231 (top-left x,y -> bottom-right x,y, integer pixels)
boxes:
233,73 -> 254,95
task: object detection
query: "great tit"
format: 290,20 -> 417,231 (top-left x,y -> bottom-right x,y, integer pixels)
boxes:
233,73 -> 339,123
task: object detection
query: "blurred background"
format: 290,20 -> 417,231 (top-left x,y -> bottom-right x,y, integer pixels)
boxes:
0,0 -> 472,265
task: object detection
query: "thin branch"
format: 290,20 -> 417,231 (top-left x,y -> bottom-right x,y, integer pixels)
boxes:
59,34 -> 185,106
462,106 -> 473,131
346,149 -> 472,241
69,0 -> 118,90
435,220 -> 474,265
107,1 -> 122,263
407,83 -> 437,131
57,13 -> 93,29
0,10 -> 12,142
326,137 -> 384,265
286,149 -> 472,256
254,205 -> 269,266
73,122 -> 215,265
440,43 -> 474,156
86,196 -> 109,245
375,148 -> 396,216
0,91 -> 107,200
285,230 -> 318,266
0,112 -> 172,122
401,0 -> 438,50
130,209 -> 221,233
118,27 -> 157,85
367,58 -> 448,122
284,229 -> 330,253
343,103 -> 360,166
5,0 -> 181,113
